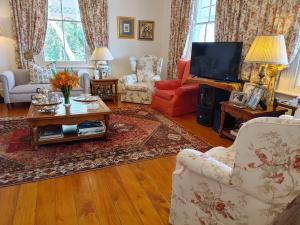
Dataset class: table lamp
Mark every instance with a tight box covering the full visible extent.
[245,35,288,84]
[90,47,114,79]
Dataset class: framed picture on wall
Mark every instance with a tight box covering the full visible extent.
[118,16,135,39]
[138,20,154,40]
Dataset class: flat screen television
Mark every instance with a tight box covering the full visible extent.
[190,42,243,82]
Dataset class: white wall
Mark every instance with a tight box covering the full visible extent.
[108,0,171,78]
[0,0,17,73]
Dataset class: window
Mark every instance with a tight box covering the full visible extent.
[44,0,86,62]
[192,0,216,42]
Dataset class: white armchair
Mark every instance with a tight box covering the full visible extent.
[170,116,300,225]
[120,55,163,104]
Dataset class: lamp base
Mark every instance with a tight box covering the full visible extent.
[96,61,111,79]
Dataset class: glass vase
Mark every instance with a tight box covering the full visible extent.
[61,87,71,107]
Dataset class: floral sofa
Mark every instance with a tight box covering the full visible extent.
[170,115,300,225]
[120,55,163,104]
[0,69,90,104]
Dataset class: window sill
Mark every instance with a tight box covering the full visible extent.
[275,90,300,97]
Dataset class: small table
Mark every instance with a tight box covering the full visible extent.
[27,97,112,148]
[219,101,288,140]
[91,79,118,103]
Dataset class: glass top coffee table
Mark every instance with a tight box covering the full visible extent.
[27,97,112,149]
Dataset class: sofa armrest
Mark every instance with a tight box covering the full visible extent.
[154,80,181,90]
[0,71,15,91]
[176,149,232,185]
[0,71,16,104]
[78,72,90,94]
[174,84,198,96]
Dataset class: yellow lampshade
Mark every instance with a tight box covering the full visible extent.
[245,35,288,65]
[90,47,114,61]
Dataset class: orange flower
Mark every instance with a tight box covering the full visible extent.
[50,69,79,91]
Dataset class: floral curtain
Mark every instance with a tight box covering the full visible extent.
[216,0,300,82]
[10,0,48,69]
[167,0,195,79]
[78,0,108,51]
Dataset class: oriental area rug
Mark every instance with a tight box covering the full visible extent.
[0,107,210,187]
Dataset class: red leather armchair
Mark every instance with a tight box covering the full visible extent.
[151,59,199,117]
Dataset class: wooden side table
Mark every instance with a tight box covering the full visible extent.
[91,79,118,103]
[219,101,288,140]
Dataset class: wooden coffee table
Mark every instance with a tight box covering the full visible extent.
[27,97,112,149]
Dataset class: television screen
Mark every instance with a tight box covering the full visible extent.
[190,42,243,82]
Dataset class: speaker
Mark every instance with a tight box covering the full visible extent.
[197,84,231,127]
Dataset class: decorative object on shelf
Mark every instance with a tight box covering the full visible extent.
[245,35,289,104]
[242,82,259,101]
[50,69,79,106]
[229,90,247,106]
[91,79,118,103]
[90,47,114,79]
[138,20,154,40]
[118,16,135,39]
[246,85,266,110]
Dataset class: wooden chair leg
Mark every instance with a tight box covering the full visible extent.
[7,103,13,110]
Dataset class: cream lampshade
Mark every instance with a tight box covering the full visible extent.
[245,35,288,84]
[90,47,114,79]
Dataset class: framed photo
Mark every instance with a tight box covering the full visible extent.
[243,82,259,101]
[246,86,266,110]
[118,16,135,39]
[138,20,154,40]
[229,90,247,106]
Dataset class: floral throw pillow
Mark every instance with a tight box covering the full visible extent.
[29,62,57,84]
[136,58,155,82]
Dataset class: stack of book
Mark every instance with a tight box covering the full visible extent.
[78,121,106,135]
[39,125,63,141]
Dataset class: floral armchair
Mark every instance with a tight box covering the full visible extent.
[170,116,300,225]
[120,55,163,104]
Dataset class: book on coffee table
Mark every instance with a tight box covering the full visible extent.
[39,125,63,140]
[78,121,106,135]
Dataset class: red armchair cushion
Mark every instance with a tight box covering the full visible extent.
[181,60,191,85]
[154,80,181,90]
[154,89,175,100]
[175,84,199,96]
[177,59,189,80]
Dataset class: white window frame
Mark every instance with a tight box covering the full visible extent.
[42,0,89,66]
[193,0,216,42]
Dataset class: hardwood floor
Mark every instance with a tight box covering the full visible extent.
[0,102,232,225]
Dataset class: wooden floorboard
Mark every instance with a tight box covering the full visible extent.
[0,102,233,225]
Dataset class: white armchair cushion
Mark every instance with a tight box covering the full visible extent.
[177,149,232,185]
[125,82,149,92]
[121,74,137,85]
[205,146,236,168]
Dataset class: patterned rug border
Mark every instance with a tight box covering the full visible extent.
[0,106,212,187]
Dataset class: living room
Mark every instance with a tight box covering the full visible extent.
[0,0,300,225]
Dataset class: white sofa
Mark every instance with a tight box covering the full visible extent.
[0,70,90,104]
[170,114,300,225]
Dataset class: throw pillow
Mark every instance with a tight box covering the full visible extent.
[136,57,155,82]
[29,62,57,84]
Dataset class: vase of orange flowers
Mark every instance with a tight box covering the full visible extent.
[50,69,79,106]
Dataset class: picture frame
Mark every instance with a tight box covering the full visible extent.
[229,90,247,106]
[118,16,135,39]
[243,82,259,102]
[246,86,266,110]
[138,20,154,40]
